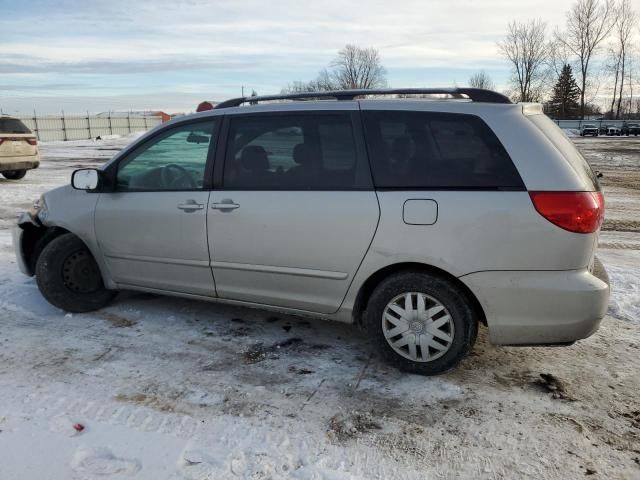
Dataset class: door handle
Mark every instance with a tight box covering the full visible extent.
[211,199,240,211]
[177,200,204,212]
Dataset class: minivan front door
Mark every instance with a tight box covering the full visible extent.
[207,111,379,313]
[95,120,219,296]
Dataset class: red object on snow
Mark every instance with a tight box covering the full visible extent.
[73,423,85,432]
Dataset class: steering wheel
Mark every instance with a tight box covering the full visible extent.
[160,164,196,189]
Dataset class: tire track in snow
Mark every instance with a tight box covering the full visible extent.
[7,388,203,440]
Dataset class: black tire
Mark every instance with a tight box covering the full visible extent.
[35,233,117,313]
[2,169,27,180]
[365,272,478,375]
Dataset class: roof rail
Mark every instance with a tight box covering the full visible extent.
[214,88,512,109]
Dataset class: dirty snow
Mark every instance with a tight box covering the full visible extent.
[0,135,639,479]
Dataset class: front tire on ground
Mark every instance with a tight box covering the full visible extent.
[365,272,478,375]
[35,233,117,313]
[2,169,27,180]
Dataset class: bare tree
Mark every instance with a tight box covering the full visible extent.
[607,45,623,117]
[548,40,573,78]
[612,0,636,118]
[556,0,616,118]
[330,45,387,89]
[468,71,496,90]
[281,45,387,94]
[498,20,550,102]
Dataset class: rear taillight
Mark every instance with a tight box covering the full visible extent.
[529,191,604,234]
[0,137,37,145]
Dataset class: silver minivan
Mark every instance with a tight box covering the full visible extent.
[13,88,610,375]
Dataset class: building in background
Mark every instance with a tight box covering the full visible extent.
[196,101,218,112]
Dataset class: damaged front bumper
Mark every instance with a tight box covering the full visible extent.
[12,211,41,275]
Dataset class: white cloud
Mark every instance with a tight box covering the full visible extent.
[0,0,588,112]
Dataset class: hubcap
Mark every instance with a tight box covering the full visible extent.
[62,250,101,294]
[382,292,455,362]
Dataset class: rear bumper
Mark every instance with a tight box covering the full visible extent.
[460,261,609,345]
[0,156,40,171]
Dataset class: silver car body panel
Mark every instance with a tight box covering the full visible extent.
[30,185,115,288]
[95,191,215,296]
[460,268,609,344]
[208,190,380,313]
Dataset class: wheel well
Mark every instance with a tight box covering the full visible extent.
[21,225,71,274]
[352,262,487,327]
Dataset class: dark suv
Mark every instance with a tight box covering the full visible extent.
[622,122,640,136]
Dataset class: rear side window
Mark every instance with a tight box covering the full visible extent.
[223,113,361,189]
[0,118,31,134]
[362,111,524,189]
[527,114,599,191]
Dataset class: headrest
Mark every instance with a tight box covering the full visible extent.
[390,136,412,158]
[292,143,321,166]
[241,146,269,171]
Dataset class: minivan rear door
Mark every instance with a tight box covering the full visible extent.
[207,106,379,314]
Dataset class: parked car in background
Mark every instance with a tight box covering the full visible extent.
[0,116,39,180]
[13,88,609,375]
[580,124,599,136]
[605,125,621,136]
[621,122,640,136]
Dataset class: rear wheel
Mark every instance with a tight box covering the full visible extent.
[36,233,117,312]
[2,169,27,180]
[365,272,478,375]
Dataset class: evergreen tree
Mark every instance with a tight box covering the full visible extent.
[547,64,581,119]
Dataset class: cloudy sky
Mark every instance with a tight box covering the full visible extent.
[1,0,571,113]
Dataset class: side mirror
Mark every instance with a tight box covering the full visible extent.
[187,132,210,144]
[71,168,100,190]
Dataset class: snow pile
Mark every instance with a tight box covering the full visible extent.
[604,262,640,323]
[561,128,581,137]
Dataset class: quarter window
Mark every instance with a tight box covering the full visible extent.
[117,121,217,191]
[223,114,359,189]
[363,111,524,189]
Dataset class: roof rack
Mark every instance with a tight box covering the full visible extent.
[214,88,512,109]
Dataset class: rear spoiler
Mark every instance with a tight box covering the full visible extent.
[521,103,543,116]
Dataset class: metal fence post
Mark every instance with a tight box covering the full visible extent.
[127,111,131,134]
[143,113,148,130]
[108,111,113,135]
[33,109,40,140]
[87,110,92,139]
[61,110,68,141]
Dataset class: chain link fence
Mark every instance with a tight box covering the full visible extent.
[6,112,164,141]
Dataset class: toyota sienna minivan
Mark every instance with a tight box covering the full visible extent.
[13,88,609,375]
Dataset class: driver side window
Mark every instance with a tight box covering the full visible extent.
[117,120,217,191]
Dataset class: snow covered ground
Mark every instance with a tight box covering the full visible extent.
[0,135,639,479]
